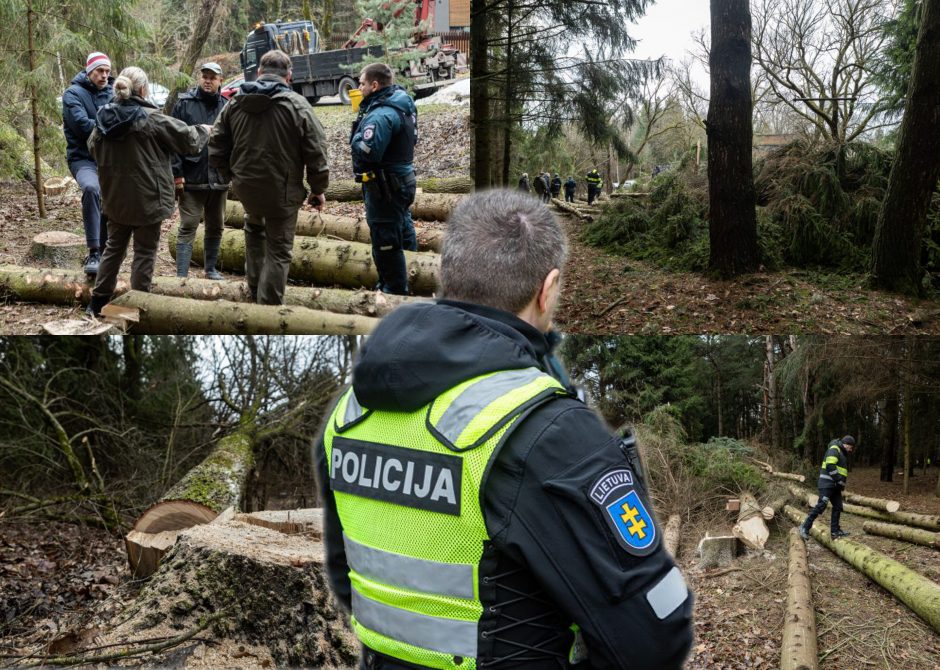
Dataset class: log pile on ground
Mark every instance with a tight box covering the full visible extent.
[107,510,357,668]
[844,491,901,513]
[0,265,424,318]
[781,527,818,670]
[550,198,595,222]
[786,483,940,531]
[324,175,472,201]
[168,228,440,296]
[783,505,940,634]
[109,291,378,335]
[862,520,940,549]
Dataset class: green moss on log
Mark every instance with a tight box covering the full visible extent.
[162,431,254,513]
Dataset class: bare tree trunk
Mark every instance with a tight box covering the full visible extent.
[707,0,759,277]
[882,390,899,482]
[500,0,514,186]
[871,0,940,294]
[163,0,225,115]
[26,0,45,219]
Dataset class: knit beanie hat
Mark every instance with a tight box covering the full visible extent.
[86,52,112,74]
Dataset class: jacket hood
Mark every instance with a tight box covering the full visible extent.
[237,76,290,113]
[95,96,154,139]
[352,301,552,412]
[363,84,416,116]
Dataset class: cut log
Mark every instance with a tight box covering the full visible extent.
[108,291,379,335]
[763,495,789,520]
[732,492,770,550]
[698,534,738,568]
[551,197,594,222]
[324,175,473,201]
[664,514,682,558]
[770,470,805,483]
[168,227,440,295]
[110,514,357,667]
[224,200,446,253]
[783,505,940,634]
[410,193,462,221]
[862,520,940,549]
[0,265,424,318]
[27,231,85,268]
[781,527,819,670]
[843,492,901,513]
[786,483,940,531]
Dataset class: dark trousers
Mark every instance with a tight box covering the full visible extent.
[587,185,599,205]
[803,485,843,533]
[177,189,227,245]
[363,172,416,295]
[92,221,161,301]
[243,209,299,305]
[70,160,108,250]
[564,190,575,203]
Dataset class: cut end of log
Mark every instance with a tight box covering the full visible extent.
[41,319,115,335]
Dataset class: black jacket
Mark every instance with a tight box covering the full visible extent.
[62,71,114,164]
[818,439,848,488]
[171,87,228,190]
[314,301,694,670]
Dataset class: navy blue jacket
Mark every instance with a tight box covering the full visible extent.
[171,87,228,190]
[315,300,693,669]
[350,84,417,177]
[62,71,114,164]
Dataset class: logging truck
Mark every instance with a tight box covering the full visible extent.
[240,3,466,106]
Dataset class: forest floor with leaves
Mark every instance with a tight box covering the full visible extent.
[680,466,940,669]
[555,215,940,335]
[0,102,468,334]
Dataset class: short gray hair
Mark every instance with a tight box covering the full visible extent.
[440,189,567,314]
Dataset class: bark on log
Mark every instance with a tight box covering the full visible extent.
[109,291,378,335]
[781,527,819,670]
[324,175,473,201]
[551,198,594,222]
[0,265,424,318]
[783,505,940,634]
[732,492,769,550]
[770,470,805,483]
[862,520,940,549]
[410,193,462,221]
[27,232,85,268]
[112,514,357,667]
[843,492,901,514]
[168,227,440,295]
[786,483,940,531]
[664,514,682,558]
[224,201,446,253]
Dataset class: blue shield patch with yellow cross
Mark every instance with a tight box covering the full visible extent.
[588,468,659,557]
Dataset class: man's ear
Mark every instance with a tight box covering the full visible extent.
[537,268,561,314]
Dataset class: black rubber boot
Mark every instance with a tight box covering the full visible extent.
[204,237,223,280]
[85,294,110,317]
[176,241,193,278]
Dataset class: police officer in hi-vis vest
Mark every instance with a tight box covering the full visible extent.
[800,435,856,540]
[315,189,693,670]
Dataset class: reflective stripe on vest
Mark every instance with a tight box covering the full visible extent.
[820,447,848,477]
[324,368,567,668]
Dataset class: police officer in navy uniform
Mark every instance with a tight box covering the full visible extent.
[800,435,856,540]
[350,63,418,295]
[315,189,693,670]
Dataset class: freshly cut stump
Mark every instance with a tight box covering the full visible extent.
[698,534,738,568]
[28,231,85,268]
[43,176,75,196]
[781,527,818,670]
[107,515,357,668]
[234,508,323,538]
[41,319,115,335]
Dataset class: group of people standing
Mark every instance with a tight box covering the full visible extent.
[518,169,602,205]
[62,50,418,316]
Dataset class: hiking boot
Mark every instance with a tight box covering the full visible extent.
[204,237,223,280]
[831,530,851,540]
[85,294,109,317]
[83,250,101,275]
[799,523,810,540]
[175,241,193,278]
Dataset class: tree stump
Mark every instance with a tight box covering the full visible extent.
[41,319,115,335]
[106,513,358,668]
[43,176,76,196]
[28,232,85,268]
[698,534,738,568]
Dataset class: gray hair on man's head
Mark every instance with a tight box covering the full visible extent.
[440,189,567,314]
[113,66,148,101]
[259,49,291,78]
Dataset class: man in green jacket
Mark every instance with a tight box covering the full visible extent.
[209,49,330,305]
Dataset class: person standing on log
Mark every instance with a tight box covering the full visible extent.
[209,49,329,305]
[564,175,577,203]
[550,172,562,200]
[350,63,418,295]
[800,435,856,540]
[518,171,530,193]
[62,52,114,278]
[171,62,229,280]
[586,168,603,205]
[85,67,209,316]
[315,189,693,670]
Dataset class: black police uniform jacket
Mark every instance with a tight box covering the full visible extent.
[314,300,694,670]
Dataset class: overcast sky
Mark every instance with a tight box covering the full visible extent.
[629,0,711,80]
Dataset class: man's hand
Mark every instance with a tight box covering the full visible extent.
[306,191,325,211]
[174,177,184,201]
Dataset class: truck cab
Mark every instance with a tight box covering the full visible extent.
[240,21,319,83]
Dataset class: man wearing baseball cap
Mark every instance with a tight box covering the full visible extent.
[62,52,114,277]
[171,62,229,280]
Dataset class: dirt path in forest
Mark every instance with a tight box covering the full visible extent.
[554,215,940,335]
[681,467,940,670]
